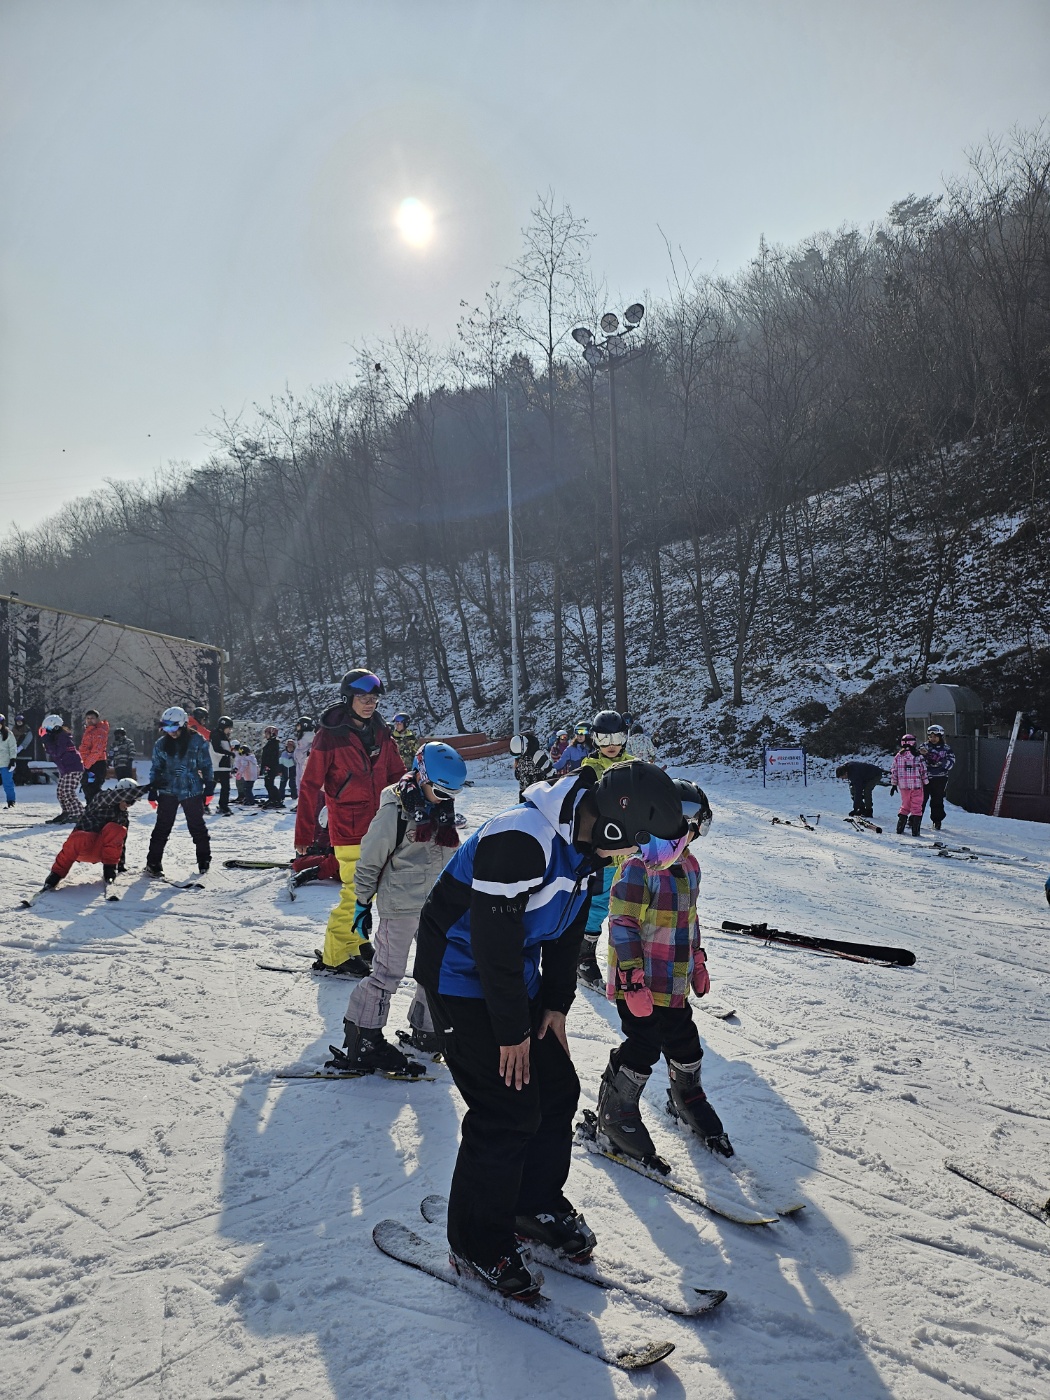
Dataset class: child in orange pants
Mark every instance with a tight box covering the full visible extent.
[42,779,142,892]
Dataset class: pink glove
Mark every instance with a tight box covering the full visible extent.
[617,967,654,1018]
[691,947,710,998]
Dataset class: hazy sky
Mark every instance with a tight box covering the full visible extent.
[1,0,1048,530]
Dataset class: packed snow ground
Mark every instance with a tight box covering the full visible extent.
[1,765,1048,1400]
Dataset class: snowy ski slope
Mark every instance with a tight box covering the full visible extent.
[1,769,1048,1398]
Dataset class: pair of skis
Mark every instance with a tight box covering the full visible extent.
[770,813,819,831]
[374,1191,723,1372]
[20,881,122,909]
[720,919,916,967]
[844,815,883,834]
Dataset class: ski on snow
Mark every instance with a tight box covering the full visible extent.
[945,1159,1050,1225]
[844,816,883,834]
[720,920,916,967]
[574,1110,779,1225]
[275,1067,436,1081]
[372,1218,675,1371]
[19,881,122,909]
[417,1194,726,1319]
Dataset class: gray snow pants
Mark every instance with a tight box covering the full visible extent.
[344,915,434,1032]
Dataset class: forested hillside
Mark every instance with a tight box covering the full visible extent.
[3,126,1048,757]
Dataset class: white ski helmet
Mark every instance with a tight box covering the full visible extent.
[114,778,141,802]
[160,705,188,727]
[39,713,65,735]
[927,724,946,737]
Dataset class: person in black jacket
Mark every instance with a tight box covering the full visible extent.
[209,716,235,815]
[259,726,283,808]
[836,761,885,818]
[413,761,685,1300]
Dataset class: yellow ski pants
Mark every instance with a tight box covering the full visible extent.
[321,844,364,967]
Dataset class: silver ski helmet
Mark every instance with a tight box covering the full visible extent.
[161,706,188,729]
[39,713,65,735]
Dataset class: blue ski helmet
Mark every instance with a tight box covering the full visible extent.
[413,742,467,798]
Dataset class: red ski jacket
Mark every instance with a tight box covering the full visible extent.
[294,704,405,849]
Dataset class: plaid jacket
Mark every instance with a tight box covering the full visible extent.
[607,850,702,1008]
[75,788,131,835]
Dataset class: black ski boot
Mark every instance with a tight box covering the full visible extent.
[577,935,602,990]
[896,815,907,835]
[666,1057,733,1156]
[596,1059,658,1162]
[198,860,211,875]
[102,864,117,884]
[515,1205,596,1262]
[395,1024,444,1057]
[146,862,165,878]
[908,815,922,837]
[933,820,942,831]
[358,940,375,968]
[326,1020,426,1078]
[450,1243,543,1300]
[312,948,370,976]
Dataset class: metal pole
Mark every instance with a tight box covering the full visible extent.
[505,392,521,735]
[607,359,629,713]
[991,709,1023,817]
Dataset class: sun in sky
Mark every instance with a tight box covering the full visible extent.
[396,196,434,249]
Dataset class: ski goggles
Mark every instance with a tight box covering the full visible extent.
[160,722,182,734]
[594,732,628,749]
[636,825,695,871]
[347,672,383,694]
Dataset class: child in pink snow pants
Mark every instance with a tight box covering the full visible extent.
[890,734,928,837]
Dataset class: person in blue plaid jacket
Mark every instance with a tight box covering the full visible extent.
[597,778,733,1161]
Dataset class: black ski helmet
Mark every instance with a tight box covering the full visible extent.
[592,709,628,746]
[192,706,209,723]
[113,726,127,739]
[217,715,233,730]
[340,669,383,700]
[296,715,314,732]
[673,778,710,824]
[592,762,684,849]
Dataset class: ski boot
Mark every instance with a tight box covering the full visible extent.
[395,1024,444,1058]
[102,864,117,885]
[933,820,942,831]
[577,936,603,990]
[198,860,211,875]
[666,1058,733,1156]
[312,948,370,977]
[326,1020,426,1078]
[515,1204,596,1263]
[596,1059,659,1163]
[145,862,165,878]
[358,940,375,968]
[908,815,922,837]
[896,815,907,835]
[450,1243,543,1300]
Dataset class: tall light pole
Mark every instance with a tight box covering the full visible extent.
[505,391,520,734]
[571,304,646,715]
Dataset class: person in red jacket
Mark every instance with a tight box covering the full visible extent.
[294,669,405,974]
[79,709,110,804]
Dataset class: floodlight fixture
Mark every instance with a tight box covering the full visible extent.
[571,327,595,346]
[623,303,645,327]
[600,312,620,334]
[583,343,603,367]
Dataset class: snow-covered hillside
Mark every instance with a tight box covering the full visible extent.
[2,767,1048,1398]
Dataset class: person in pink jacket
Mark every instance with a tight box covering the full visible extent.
[890,734,928,836]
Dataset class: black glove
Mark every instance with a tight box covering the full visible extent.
[889,785,897,796]
[147,787,158,803]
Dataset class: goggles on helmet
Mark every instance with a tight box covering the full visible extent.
[595,731,628,749]
[347,672,382,694]
[161,722,182,734]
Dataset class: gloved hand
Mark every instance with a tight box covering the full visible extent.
[890,785,898,796]
[352,901,373,939]
[691,946,711,997]
[617,966,653,1018]
[148,787,158,809]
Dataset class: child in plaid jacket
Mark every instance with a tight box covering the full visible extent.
[597,780,732,1159]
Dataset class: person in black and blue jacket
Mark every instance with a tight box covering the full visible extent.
[146,705,213,877]
[413,760,684,1300]
[920,725,956,831]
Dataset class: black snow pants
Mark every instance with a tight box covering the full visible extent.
[147,794,211,869]
[849,778,877,817]
[82,760,108,803]
[613,1001,703,1076]
[425,989,581,1268]
[923,776,948,826]
[214,771,232,813]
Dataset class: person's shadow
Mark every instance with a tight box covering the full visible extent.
[215,982,634,1399]
[567,985,896,1399]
